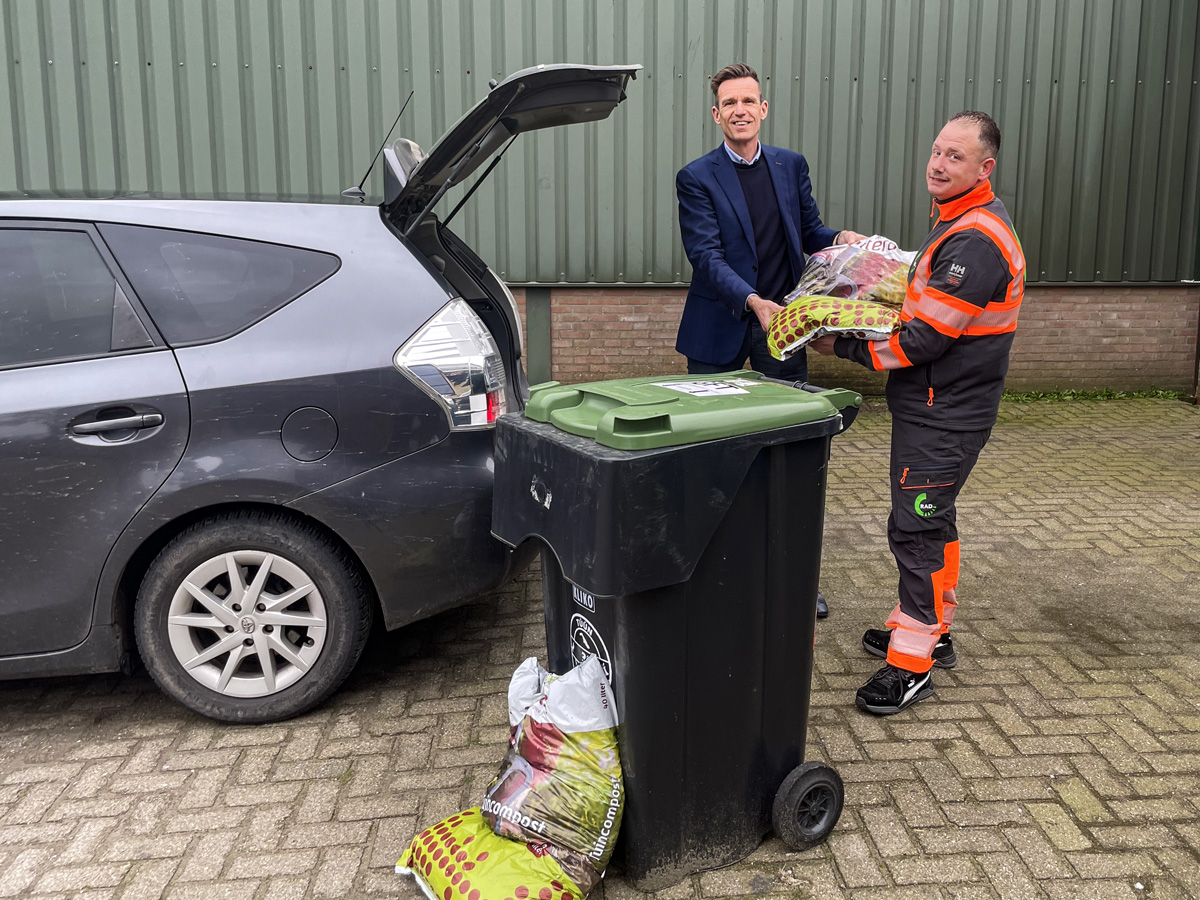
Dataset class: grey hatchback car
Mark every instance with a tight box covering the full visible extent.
[0,64,639,722]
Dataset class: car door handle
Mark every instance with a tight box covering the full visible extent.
[71,413,164,435]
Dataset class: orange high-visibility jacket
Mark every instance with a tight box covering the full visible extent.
[836,180,1024,431]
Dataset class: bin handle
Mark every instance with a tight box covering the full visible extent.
[759,377,862,435]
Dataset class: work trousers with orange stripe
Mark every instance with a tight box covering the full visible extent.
[884,417,992,674]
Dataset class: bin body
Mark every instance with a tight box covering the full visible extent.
[491,374,856,889]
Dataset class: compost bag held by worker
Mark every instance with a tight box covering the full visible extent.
[768,296,901,361]
[787,233,917,310]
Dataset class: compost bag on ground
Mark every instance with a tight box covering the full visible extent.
[767,296,901,360]
[396,656,623,899]
[396,808,584,900]
[481,656,623,893]
[787,234,916,310]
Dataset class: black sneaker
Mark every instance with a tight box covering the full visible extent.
[861,628,957,669]
[816,591,829,619]
[855,664,934,715]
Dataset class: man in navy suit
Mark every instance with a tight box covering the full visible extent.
[676,63,863,618]
[676,62,863,381]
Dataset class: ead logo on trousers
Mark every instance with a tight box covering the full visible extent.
[914,492,937,517]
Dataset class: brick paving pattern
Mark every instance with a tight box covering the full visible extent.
[2,399,1198,899]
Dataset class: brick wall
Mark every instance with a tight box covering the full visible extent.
[510,284,1200,395]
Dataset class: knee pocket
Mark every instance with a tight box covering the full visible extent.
[895,465,958,531]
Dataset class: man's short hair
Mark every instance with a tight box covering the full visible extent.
[949,110,1001,159]
[711,63,760,100]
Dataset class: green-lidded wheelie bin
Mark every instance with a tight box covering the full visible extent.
[490,372,861,890]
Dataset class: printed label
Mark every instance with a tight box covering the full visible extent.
[852,235,901,252]
[571,584,596,612]
[652,380,750,397]
[570,614,612,682]
[588,776,623,860]
[914,492,937,517]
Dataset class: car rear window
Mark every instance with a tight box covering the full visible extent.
[99,223,340,345]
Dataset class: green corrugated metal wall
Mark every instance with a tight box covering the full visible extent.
[1,0,1197,284]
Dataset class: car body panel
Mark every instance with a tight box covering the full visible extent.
[289,429,536,630]
[0,623,125,679]
[0,350,189,654]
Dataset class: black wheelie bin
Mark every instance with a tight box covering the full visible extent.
[491,372,860,890]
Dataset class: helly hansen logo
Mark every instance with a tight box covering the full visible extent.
[946,262,968,286]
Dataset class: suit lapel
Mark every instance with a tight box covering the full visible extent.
[711,147,757,258]
[762,145,803,275]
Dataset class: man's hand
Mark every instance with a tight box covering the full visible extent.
[835,230,867,245]
[747,293,785,331]
[808,335,838,356]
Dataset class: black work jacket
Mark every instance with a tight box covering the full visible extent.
[836,180,1024,430]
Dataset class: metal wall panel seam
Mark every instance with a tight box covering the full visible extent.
[1149,0,1197,279]
[1124,0,1171,282]
[1192,41,1200,281]
[1066,0,1114,282]
[1095,0,1140,281]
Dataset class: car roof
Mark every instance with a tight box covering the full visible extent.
[0,194,388,255]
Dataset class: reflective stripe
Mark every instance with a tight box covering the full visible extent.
[943,540,961,590]
[914,285,982,337]
[887,646,935,674]
[957,210,1025,335]
[966,210,1024,270]
[869,332,911,370]
[905,205,1025,338]
[941,588,958,629]
[940,540,960,631]
[967,307,1021,334]
[907,225,962,300]
[884,606,940,673]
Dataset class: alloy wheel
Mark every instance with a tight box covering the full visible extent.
[165,549,327,697]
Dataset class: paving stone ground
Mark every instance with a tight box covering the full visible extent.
[2,398,1199,900]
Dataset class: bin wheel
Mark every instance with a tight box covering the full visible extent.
[772,761,844,851]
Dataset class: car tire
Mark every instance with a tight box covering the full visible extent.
[134,510,371,723]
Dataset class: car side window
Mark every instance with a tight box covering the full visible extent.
[0,228,125,369]
[99,223,340,345]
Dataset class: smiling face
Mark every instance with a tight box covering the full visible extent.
[712,76,767,157]
[926,120,995,201]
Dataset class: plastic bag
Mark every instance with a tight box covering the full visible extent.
[396,808,584,900]
[767,296,901,360]
[788,234,916,310]
[481,656,622,894]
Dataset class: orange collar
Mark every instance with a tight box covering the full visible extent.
[931,180,995,221]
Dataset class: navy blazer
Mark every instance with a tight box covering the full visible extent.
[675,143,838,364]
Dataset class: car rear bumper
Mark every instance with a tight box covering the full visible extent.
[288,430,531,630]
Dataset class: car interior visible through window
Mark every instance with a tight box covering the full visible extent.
[0,228,118,369]
[98,223,341,345]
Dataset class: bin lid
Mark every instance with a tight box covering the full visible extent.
[525,372,859,450]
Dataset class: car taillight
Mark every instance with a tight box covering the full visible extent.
[394,299,509,429]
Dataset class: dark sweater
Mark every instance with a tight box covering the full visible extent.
[734,155,793,303]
